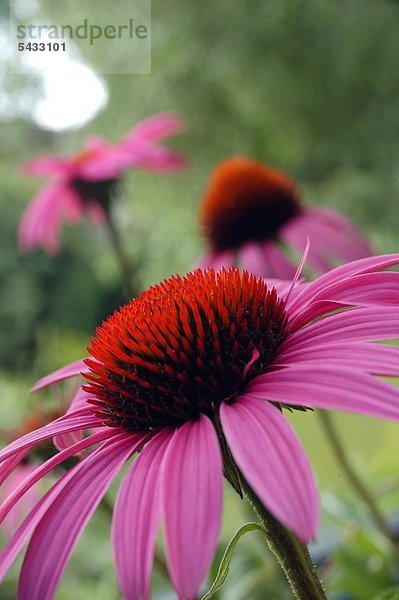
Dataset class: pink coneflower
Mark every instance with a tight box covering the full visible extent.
[1,256,399,599]
[18,113,187,254]
[198,156,373,278]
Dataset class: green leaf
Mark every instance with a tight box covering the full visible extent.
[201,522,266,600]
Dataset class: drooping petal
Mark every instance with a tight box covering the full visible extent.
[247,365,399,421]
[297,213,363,263]
[309,206,373,257]
[67,387,92,412]
[112,430,171,600]
[17,182,66,254]
[220,396,318,542]
[162,415,223,600]
[18,432,144,600]
[262,242,297,279]
[53,429,83,453]
[53,388,92,451]
[30,360,88,392]
[0,434,115,582]
[1,462,40,537]
[0,450,29,486]
[59,185,84,223]
[280,214,333,274]
[0,429,114,524]
[239,242,274,277]
[0,472,68,582]
[0,411,101,465]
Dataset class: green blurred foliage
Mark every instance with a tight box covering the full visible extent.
[2,0,399,375]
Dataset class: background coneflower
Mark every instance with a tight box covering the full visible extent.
[198,156,373,278]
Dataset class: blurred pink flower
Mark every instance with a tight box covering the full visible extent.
[0,462,40,539]
[18,113,187,254]
[0,384,96,541]
[198,156,373,278]
[1,255,399,599]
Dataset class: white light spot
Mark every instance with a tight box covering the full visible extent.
[33,58,108,131]
[7,25,108,131]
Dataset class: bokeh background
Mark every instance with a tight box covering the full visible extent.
[1,0,399,598]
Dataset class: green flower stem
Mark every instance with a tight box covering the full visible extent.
[318,410,399,561]
[239,473,327,600]
[105,210,138,299]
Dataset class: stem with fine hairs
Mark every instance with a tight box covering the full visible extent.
[239,473,327,600]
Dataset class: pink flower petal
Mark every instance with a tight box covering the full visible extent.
[274,342,399,376]
[285,235,311,304]
[59,185,84,223]
[1,462,40,537]
[18,182,66,254]
[30,360,88,392]
[53,388,92,451]
[112,430,170,600]
[324,272,399,305]
[123,113,185,144]
[80,114,187,178]
[0,434,116,582]
[288,253,399,315]
[280,213,333,275]
[124,145,187,172]
[283,307,399,350]
[18,432,144,600]
[297,216,361,263]
[0,450,29,486]
[0,429,114,524]
[77,150,131,180]
[0,471,69,582]
[247,365,399,421]
[239,242,274,277]
[299,207,372,263]
[24,156,73,177]
[195,250,235,271]
[262,242,297,279]
[309,207,373,256]
[68,387,92,412]
[0,411,101,466]
[220,396,318,542]
[289,272,399,330]
[162,415,223,600]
